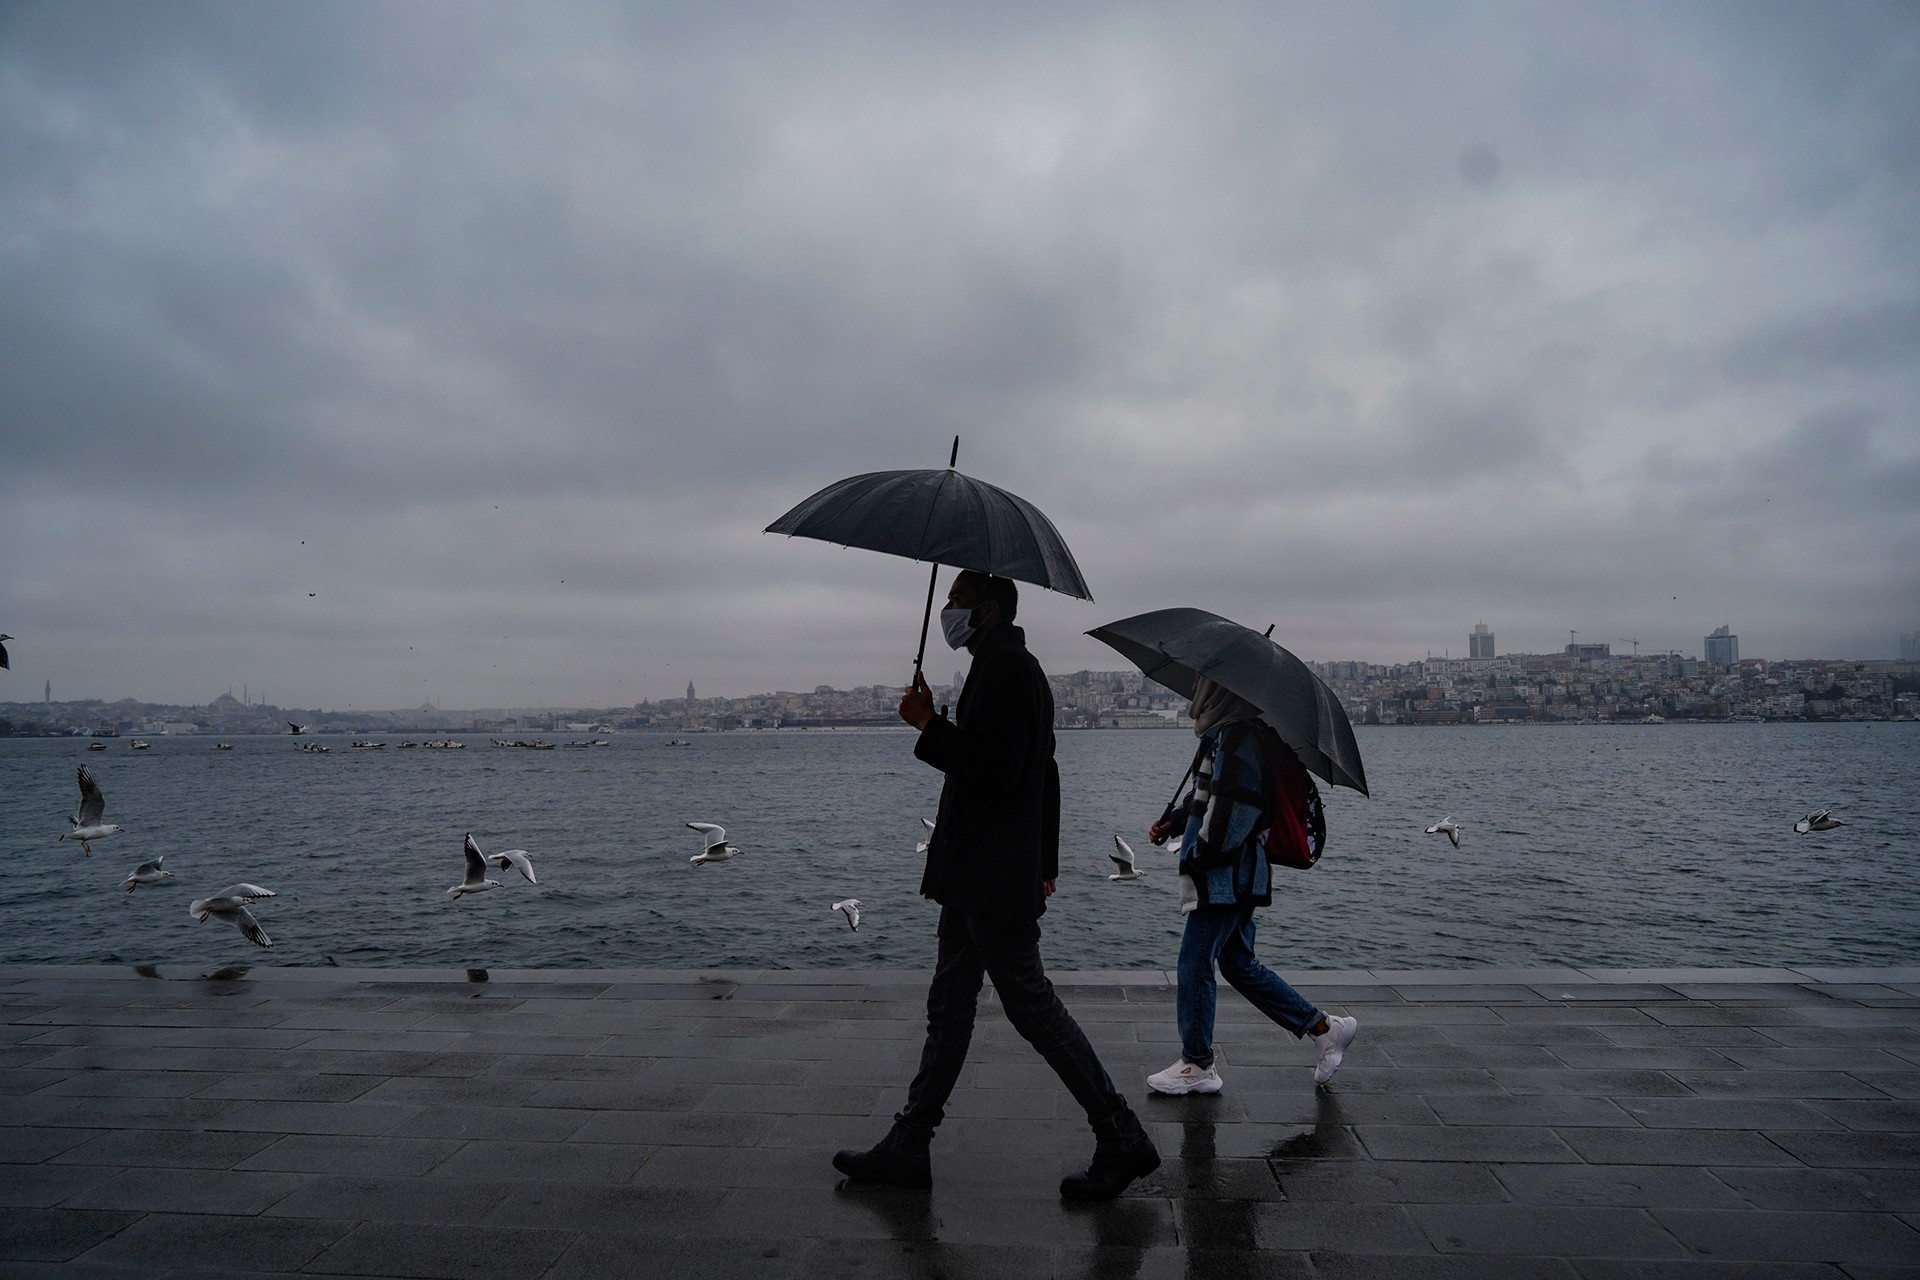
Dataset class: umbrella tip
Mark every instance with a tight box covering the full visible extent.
[948,435,959,467]
[1264,623,1275,638]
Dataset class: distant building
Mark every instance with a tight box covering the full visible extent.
[1705,625,1739,666]
[1565,642,1611,660]
[1469,623,1495,659]
[686,681,696,703]
[1902,632,1920,662]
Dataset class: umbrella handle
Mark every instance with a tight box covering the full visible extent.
[1152,757,1200,843]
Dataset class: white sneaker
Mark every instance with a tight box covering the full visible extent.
[1147,1058,1223,1095]
[1313,1015,1358,1085]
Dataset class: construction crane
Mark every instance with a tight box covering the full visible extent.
[1618,638,1642,657]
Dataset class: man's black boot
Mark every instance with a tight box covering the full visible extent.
[1060,1135,1161,1201]
[832,1132,932,1189]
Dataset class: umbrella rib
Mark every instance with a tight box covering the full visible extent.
[913,469,955,569]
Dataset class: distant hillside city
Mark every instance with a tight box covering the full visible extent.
[4,626,1918,737]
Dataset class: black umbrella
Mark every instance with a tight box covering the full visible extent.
[766,439,1092,674]
[1088,607,1369,796]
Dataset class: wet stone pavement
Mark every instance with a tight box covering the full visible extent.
[1,964,1918,1279]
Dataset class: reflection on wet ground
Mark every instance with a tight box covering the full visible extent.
[3,965,1916,1275]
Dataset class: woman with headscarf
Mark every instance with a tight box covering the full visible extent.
[1143,675,1358,1094]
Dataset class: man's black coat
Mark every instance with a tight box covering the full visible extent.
[914,622,1061,923]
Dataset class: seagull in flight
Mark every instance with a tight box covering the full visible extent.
[1425,816,1462,848]
[287,722,306,735]
[1793,809,1849,835]
[687,822,741,865]
[123,856,173,893]
[916,818,935,854]
[1108,835,1146,881]
[0,633,12,669]
[449,836,502,898]
[189,884,276,947]
[832,898,863,931]
[466,833,537,884]
[61,766,120,855]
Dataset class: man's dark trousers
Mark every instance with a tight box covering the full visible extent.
[893,905,1139,1146]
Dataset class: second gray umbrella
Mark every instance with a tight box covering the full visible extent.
[1088,607,1369,796]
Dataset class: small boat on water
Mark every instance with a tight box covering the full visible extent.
[129,739,150,750]
[350,741,386,749]
[213,743,233,751]
[87,742,107,751]
[423,739,465,749]
[561,740,609,748]
[299,742,331,753]
[397,740,417,749]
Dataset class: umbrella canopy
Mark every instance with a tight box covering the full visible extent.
[1088,607,1369,796]
[766,468,1092,601]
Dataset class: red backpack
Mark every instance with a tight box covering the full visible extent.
[1251,724,1326,870]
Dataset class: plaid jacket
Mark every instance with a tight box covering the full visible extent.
[1175,721,1273,909]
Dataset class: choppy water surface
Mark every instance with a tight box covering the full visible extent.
[2,724,1915,970]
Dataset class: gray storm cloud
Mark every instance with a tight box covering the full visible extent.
[1,1,1915,707]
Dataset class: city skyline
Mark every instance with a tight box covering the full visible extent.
[7,620,1913,715]
[3,4,1915,708]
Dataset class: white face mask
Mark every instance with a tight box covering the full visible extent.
[940,607,978,650]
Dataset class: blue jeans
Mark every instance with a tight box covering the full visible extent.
[1177,902,1322,1068]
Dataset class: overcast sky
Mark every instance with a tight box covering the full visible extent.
[3,1,1916,710]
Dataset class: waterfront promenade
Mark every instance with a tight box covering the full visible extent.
[2,964,1916,1278]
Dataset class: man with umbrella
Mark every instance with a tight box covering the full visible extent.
[832,570,1161,1200]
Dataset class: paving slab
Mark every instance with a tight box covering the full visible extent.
[1,965,1916,1276]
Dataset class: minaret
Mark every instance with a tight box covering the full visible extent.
[45,680,52,705]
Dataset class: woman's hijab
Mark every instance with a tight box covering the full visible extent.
[1188,675,1263,737]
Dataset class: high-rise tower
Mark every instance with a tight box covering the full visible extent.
[1704,625,1738,666]
[1469,623,1495,659]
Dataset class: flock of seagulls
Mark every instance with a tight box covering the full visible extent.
[44,747,1861,956]
[51,761,883,950]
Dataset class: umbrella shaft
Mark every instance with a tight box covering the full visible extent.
[912,560,941,676]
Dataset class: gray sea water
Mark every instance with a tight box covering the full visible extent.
[1,724,1915,970]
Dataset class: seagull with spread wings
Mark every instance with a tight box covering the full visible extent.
[189,885,276,947]
[687,822,741,865]
[1108,835,1147,881]
[60,766,120,856]
[467,833,537,884]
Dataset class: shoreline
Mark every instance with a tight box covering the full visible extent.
[10,962,1920,984]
